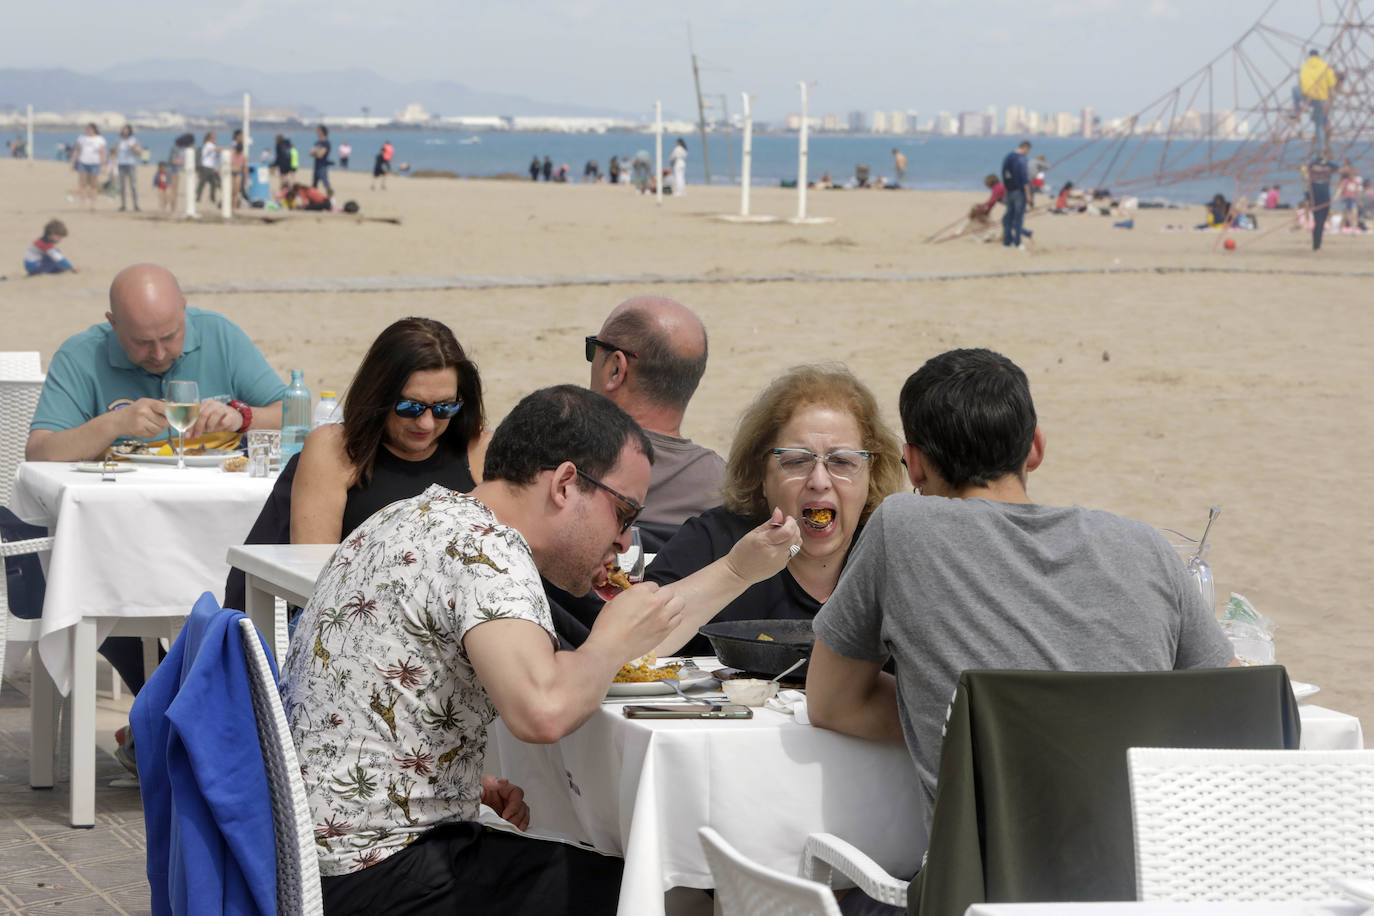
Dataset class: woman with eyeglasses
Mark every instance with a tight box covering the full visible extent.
[645,364,904,656]
[291,317,490,544]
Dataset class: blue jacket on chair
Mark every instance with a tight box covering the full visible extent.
[131,591,278,916]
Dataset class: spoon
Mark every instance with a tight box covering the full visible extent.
[771,658,807,684]
[658,677,714,705]
[1195,505,1221,559]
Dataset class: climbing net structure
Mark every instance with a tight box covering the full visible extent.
[1054,0,1373,210]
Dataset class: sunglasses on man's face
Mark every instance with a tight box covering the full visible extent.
[585,336,639,363]
[394,399,462,419]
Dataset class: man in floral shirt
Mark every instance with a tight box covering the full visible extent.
[282,385,692,915]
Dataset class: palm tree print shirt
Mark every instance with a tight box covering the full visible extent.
[280,485,556,875]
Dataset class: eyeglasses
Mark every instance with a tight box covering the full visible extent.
[543,464,644,533]
[585,336,639,363]
[394,399,462,419]
[769,447,872,481]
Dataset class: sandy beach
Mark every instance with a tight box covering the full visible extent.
[4,157,1371,726]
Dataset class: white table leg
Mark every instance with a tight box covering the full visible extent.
[69,620,96,827]
[244,573,283,668]
[30,650,58,788]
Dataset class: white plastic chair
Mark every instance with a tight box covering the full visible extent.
[699,827,842,916]
[239,617,323,916]
[1128,747,1374,902]
[0,354,44,508]
[802,832,910,908]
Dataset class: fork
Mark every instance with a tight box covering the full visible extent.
[658,678,714,705]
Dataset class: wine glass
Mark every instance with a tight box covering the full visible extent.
[163,380,200,470]
[617,526,645,584]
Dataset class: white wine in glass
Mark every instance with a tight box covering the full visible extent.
[163,380,200,470]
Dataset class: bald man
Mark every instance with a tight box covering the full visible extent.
[26,263,286,462]
[586,295,725,548]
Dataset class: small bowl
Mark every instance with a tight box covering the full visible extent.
[720,678,779,707]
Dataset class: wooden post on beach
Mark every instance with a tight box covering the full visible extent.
[740,92,754,217]
[26,105,33,161]
[795,81,810,221]
[654,101,663,206]
[184,143,197,219]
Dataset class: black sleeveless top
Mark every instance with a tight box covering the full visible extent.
[340,442,477,537]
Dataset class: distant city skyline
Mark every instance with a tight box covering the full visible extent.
[4,1,1328,124]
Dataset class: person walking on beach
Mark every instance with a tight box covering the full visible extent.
[71,123,107,211]
[542,156,553,181]
[275,134,295,188]
[670,139,688,196]
[338,141,351,170]
[529,155,540,181]
[892,148,907,185]
[229,130,247,212]
[196,132,221,205]
[1307,148,1339,250]
[115,126,142,212]
[311,125,333,193]
[1000,140,1032,249]
[371,144,390,190]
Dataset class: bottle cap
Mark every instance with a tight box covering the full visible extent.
[321,390,337,398]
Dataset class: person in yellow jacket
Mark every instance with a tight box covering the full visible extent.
[1293,50,1338,149]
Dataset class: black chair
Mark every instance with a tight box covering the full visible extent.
[223,452,301,613]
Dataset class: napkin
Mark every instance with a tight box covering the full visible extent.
[154,431,243,455]
[765,689,809,724]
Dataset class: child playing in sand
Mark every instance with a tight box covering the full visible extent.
[24,219,77,275]
[153,162,171,213]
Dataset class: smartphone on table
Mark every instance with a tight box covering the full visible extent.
[623,704,753,720]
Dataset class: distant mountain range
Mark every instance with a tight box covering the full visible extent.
[0,59,641,120]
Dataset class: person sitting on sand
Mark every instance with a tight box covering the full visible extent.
[24,219,77,275]
[971,173,1005,224]
[282,182,333,211]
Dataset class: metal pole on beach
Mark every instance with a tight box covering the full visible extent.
[740,92,754,217]
[26,105,34,161]
[796,81,810,221]
[185,141,197,219]
[655,101,663,206]
[242,92,252,168]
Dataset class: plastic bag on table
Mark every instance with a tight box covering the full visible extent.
[1218,592,1276,665]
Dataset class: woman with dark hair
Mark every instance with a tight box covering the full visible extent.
[291,317,490,543]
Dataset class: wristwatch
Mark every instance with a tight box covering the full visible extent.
[227,399,253,432]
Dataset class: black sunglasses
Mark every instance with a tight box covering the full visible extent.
[542,464,644,533]
[394,399,462,419]
[585,336,639,363]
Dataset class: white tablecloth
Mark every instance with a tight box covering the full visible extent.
[486,679,927,916]
[11,461,272,693]
[965,904,1365,915]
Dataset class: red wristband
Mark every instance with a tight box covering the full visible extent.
[228,399,252,432]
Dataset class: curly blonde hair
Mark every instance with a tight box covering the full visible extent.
[721,364,905,523]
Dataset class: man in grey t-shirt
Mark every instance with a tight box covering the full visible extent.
[808,348,1235,818]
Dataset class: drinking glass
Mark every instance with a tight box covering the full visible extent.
[246,430,279,478]
[617,526,645,584]
[163,380,200,470]
[1168,534,1215,613]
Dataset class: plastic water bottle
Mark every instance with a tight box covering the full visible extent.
[313,390,340,429]
[281,369,311,459]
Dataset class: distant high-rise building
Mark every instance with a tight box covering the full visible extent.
[959,111,990,136]
[822,113,841,131]
[936,111,959,135]
[1080,106,1094,139]
[1025,110,1040,134]
[1054,111,1077,137]
[906,109,920,133]
[872,110,889,133]
[985,104,998,135]
[888,110,907,134]
[848,110,867,132]
[1004,105,1027,135]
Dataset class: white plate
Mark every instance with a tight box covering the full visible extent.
[121,449,240,467]
[606,668,716,697]
[1291,680,1319,700]
[73,462,138,474]
[1330,875,1374,904]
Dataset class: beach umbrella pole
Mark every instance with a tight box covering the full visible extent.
[655,101,663,205]
[796,81,810,221]
[740,92,754,217]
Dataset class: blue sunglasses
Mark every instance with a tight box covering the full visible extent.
[394,399,462,419]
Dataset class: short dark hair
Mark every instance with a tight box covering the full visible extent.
[342,317,485,485]
[898,348,1037,490]
[43,219,67,238]
[483,385,654,490]
[601,307,708,411]
[318,125,329,136]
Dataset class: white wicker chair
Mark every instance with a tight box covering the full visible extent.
[802,832,910,908]
[238,617,322,916]
[699,827,842,916]
[1128,747,1374,902]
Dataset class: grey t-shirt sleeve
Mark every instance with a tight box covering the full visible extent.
[812,503,892,665]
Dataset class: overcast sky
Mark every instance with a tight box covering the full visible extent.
[8,0,1330,120]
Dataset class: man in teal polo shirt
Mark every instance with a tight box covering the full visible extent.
[26,263,286,462]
